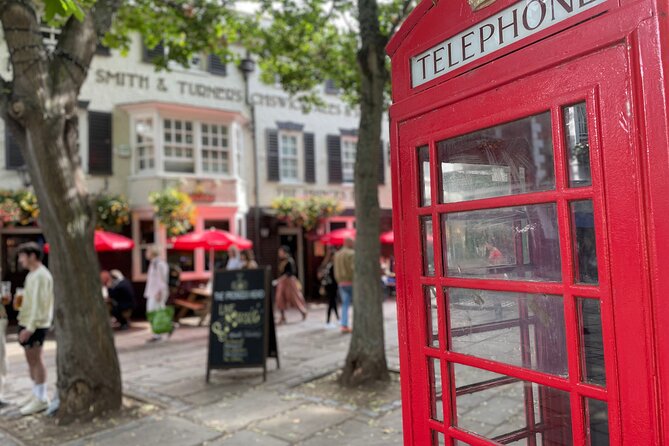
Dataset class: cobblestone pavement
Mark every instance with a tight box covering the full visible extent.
[0,300,404,446]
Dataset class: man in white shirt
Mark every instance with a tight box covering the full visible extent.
[144,246,169,342]
[16,242,54,416]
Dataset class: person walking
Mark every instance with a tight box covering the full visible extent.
[15,242,54,415]
[318,247,339,327]
[144,246,170,342]
[334,238,355,334]
[274,246,307,324]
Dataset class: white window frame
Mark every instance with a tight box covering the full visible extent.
[201,122,231,175]
[163,118,196,174]
[341,137,357,183]
[130,110,235,178]
[279,131,301,183]
[132,114,158,175]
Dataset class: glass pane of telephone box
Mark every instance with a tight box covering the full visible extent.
[443,204,562,282]
[448,288,568,377]
[438,111,554,204]
[453,364,573,445]
[564,102,592,187]
[419,145,432,207]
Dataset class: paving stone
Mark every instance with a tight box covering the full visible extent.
[256,404,354,442]
[205,430,289,446]
[187,390,302,432]
[300,419,403,446]
[62,416,220,446]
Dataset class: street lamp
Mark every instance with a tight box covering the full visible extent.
[16,165,31,188]
[239,56,256,78]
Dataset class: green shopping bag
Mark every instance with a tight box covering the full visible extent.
[147,306,175,334]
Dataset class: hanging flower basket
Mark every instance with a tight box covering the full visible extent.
[149,188,197,236]
[95,194,131,232]
[0,190,39,226]
[271,195,343,232]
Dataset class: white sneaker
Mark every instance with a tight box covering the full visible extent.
[17,394,34,408]
[20,397,48,416]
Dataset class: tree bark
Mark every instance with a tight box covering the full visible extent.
[0,0,122,422]
[339,0,389,386]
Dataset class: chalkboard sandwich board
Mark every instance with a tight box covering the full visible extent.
[206,267,279,382]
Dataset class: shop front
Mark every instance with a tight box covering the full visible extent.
[388,0,669,443]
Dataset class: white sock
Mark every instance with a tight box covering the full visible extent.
[32,384,38,398]
[35,383,47,402]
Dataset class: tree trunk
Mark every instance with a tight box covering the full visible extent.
[0,1,122,422]
[339,0,389,387]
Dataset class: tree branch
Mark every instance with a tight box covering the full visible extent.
[388,0,414,38]
[51,0,122,101]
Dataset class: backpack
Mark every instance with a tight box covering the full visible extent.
[168,263,182,289]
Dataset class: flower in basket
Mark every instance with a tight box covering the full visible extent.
[271,195,343,232]
[149,188,197,236]
[95,194,131,232]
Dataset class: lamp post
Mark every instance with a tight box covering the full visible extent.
[239,53,261,252]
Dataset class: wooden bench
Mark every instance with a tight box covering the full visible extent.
[173,288,211,326]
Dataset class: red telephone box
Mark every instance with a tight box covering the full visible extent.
[387,0,669,443]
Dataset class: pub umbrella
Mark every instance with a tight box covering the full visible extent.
[319,228,356,246]
[380,230,394,245]
[169,228,253,272]
[43,230,134,253]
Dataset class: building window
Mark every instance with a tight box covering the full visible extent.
[280,133,299,181]
[201,123,230,174]
[163,119,195,173]
[136,118,155,172]
[40,25,60,51]
[342,138,357,183]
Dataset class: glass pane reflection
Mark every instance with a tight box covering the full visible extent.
[429,358,444,422]
[432,431,446,446]
[564,102,592,187]
[449,289,568,377]
[454,364,573,445]
[571,201,598,284]
[587,398,609,445]
[579,298,606,386]
[443,204,562,281]
[423,216,435,276]
[438,112,554,203]
[426,287,439,348]
[419,145,431,207]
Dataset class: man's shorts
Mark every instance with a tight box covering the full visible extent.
[17,326,48,349]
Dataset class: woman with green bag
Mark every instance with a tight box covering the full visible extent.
[144,246,174,342]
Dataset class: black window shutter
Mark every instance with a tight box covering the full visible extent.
[5,127,24,170]
[88,111,113,175]
[327,135,342,184]
[378,140,385,185]
[207,54,227,76]
[304,133,315,183]
[266,129,280,182]
[142,42,164,63]
[95,43,111,56]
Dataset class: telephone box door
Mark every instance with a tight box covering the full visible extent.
[396,44,655,445]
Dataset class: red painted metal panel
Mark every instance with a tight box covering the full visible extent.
[391,38,660,443]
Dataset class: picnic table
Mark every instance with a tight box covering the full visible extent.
[173,287,211,326]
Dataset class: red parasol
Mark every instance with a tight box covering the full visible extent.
[44,230,134,254]
[170,229,253,251]
[319,228,356,246]
[380,230,394,244]
[170,229,253,272]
